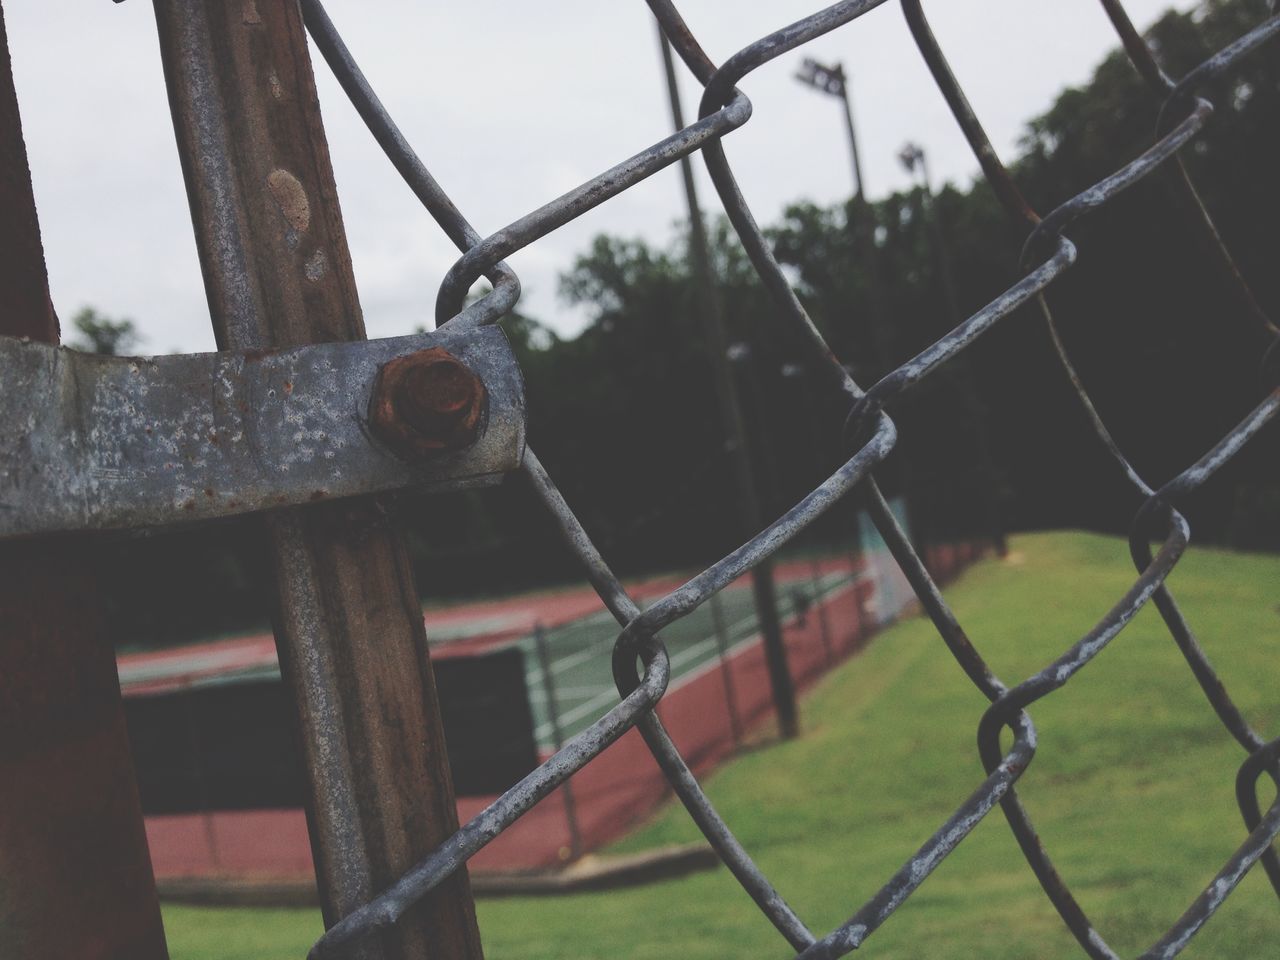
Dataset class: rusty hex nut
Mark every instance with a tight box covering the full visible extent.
[367,347,487,459]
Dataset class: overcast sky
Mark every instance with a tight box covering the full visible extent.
[7,0,1194,352]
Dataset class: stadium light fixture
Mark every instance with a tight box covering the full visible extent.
[794,56,866,199]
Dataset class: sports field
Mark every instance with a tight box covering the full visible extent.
[161,531,1280,959]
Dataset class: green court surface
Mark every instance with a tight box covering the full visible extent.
[518,563,864,749]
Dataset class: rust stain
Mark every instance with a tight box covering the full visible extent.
[304,249,327,282]
[367,347,486,460]
[266,168,310,233]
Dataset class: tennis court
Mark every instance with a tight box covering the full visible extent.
[518,558,868,750]
[126,500,980,878]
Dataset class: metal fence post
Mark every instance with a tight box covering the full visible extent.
[808,556,835,667]
[532,623,582,861]
[658,29,798,739]
[707,593,744,745]
[0,5,169,956]
[148,3,482,956]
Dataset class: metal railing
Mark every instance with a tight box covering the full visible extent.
[293,0,1280,957]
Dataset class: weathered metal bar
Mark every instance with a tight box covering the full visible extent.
[0,4,169,956]
[0,327,524,540]
[150,2,484,957]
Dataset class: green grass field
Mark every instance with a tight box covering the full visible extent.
[162,531,1280,959]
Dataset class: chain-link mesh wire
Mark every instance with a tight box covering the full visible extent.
[296,1,1280,955]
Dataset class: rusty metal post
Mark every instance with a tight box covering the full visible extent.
[149,3,483,957]
[0,5,170,957]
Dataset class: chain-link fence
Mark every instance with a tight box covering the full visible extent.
[502,500,927,871]
[284,0,1280,956]
[2,0,1273,955]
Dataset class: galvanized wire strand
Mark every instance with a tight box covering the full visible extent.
[968,398,1280,959]
[797,715,1039,959]
[646,0,1024,728]
[1237,738,1280,896]
[659,5,1280,949]
[1023,100,1211,259]
[844,237,1076,441]
[614,415,897,654]
[862,483,1007,700]
[297,1,1280,955]
[903,0,1280,755]
[433,95,753,327]
[1165,14,1280,109]
[646,0,875,405]
[524,448,818,948]
[309,643,672,959]
[1140,788,1280,959]
[901,3,1280,946]
[298,4,834,943]
[1094,0,1279,343]
[902,0,1276,772]
[1097,0,1177,92]
[300,0,520,330]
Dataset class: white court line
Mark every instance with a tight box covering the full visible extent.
[667,577,865,699]
[527,685,609,701]
[530,569,869,744]
[531,607,762,743]
[519,606,634,686]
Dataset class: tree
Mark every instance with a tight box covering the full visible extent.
[69,306,139,355]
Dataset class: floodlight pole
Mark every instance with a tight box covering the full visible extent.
[900,142,1006,556]
[796,58,866,200]
[658,29,798,740]
[795,57,890,371]
[899,141,959,329]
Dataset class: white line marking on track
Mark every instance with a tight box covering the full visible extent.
[530,570,869,744]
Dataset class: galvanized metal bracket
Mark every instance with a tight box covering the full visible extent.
[0,324,525,539]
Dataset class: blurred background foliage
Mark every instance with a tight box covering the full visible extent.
[95,0,1280,649]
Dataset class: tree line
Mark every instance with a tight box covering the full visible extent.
[91,0,1279,648]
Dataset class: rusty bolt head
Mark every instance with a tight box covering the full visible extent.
[368,347,486,460]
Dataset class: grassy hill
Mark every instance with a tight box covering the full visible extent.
[163,531,1280,959]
